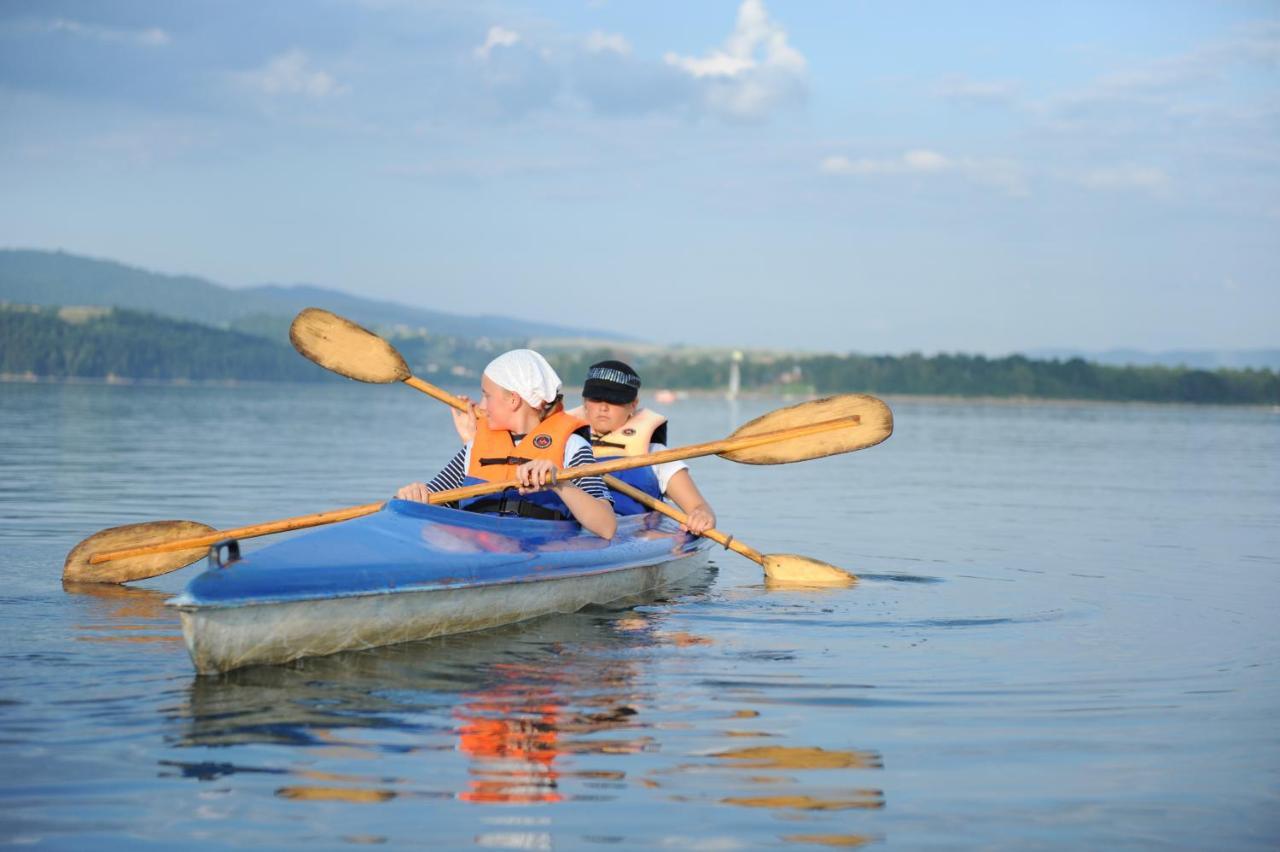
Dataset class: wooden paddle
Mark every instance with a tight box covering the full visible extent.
[295,310,861,584]
[63,521,217,586]
[299,325,870,586]
[288,307,885,463]
[289,307,469,409]
[64,397,891,584]
[601,475,856,586]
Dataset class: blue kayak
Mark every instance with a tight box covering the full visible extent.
[169,499,711,674]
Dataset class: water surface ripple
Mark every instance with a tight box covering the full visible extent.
[1,383,1277,849]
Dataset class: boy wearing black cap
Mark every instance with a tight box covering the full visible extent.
[569,360,717,534]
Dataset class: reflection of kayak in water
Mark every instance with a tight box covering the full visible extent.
[176,596,705,752]
[169,500,711,675]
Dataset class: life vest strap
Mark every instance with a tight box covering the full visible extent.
[479,455,533,466]
[466,494,569,522]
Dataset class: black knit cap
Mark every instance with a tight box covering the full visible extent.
[582,359,641,405]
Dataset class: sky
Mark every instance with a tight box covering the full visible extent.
[1,0,1277,355]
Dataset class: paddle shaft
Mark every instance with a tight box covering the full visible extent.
[88,502,385,565]
[601,475,764,564]
[428,413,857,504]
[88,414,856,565]
[404,376,469,411]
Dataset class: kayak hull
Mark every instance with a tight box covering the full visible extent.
[170,500,710,675]
[177,557,705,675]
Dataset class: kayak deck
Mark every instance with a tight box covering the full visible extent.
[169,500,710,674]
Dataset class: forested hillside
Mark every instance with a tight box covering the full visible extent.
[0,306,325,382]
[4,296,1275,405]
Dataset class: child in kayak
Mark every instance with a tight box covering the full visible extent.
[568,360,716,534]
[396,350,616,540]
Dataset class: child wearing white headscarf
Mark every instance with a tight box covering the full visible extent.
[396,350,616,539]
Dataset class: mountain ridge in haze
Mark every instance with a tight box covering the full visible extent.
[0,249,632,342]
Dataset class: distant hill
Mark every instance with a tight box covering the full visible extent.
[0,304,326,382]
[5,303,1275,403]
[1024,347,1280,371]
[0,249,630,342]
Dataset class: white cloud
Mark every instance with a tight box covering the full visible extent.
[584,31,631,56]
[475,26,521,61]
[821,149,1028,196]
[903,149,951,173]
[234,50,348,98]
[44,18,170,47]
[1045,22,1280,129]
[663,0,806,119]
[666,52,755,79]
[1078,166,1171,195]
[824,149,1173,199]
[1093,23,1279,98]
[821,150,951,176]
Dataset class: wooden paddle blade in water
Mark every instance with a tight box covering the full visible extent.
[761,554,857,587]
[721,394,892,465]
[63,521,216,584]
[289,308,410,383]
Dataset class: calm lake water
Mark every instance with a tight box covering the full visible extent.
[1,382,1277,850]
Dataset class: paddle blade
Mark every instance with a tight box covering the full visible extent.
[721,394,892,464]
[289,308,410,384]
[761,554,857,587]
[63,521,216,584]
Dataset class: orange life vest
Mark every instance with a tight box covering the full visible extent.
[465,408,589,482]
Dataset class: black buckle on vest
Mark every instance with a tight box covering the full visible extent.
[467,494,569,522]
[591,439,627,450]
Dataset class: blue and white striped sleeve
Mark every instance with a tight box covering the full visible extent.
[426,446,469,493]
[564,435,611,502]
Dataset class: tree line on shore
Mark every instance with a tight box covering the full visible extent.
[550,350,1279,406]
[3,304,1276,405]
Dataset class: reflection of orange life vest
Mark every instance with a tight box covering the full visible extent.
[457,695,563,804]
[459,408,590,518]
[568,406,667,515]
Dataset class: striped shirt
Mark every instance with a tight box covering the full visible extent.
[426,433,611,502]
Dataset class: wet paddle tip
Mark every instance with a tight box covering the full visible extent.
[62,520,216,584]
[761,554,857,588]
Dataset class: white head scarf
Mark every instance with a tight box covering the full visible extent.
[483,349,563,411]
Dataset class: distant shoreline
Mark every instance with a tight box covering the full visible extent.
[673,387,1280,411]
[4,373,1276,411]
[0,372,313,388]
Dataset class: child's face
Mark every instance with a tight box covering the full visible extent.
[480,375,521,431]
[582,397,637,435]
